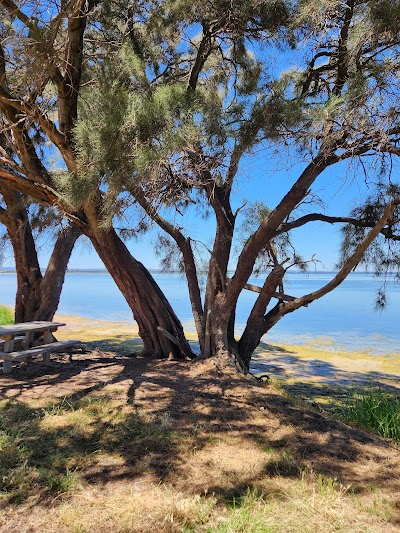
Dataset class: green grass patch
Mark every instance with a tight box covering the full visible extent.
[212,487,275,533]
[0,395,176,504]
[0,305,13,325]
[336,388,400,441]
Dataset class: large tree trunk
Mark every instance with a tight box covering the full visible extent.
[86,223,193,359]
[0,189,80,323]
[12,222,80,323]
[11,218,42,323]
[201,186,237,358]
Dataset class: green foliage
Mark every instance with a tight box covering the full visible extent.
[370,0,400,33]
[337,388,400,441]
[295,0,343,28]
[166,0,291,36]
[240,201,271,236]
[0,305,13,325]
[239,201,309,273]
[69,0,299,225]
[155,234,185,272]
[339,182,400,308]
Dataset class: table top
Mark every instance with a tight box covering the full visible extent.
[0,321,66,336]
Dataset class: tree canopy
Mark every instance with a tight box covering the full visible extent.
[0,0,399,369]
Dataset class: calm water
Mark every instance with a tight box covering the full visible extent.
[0,270,399,353]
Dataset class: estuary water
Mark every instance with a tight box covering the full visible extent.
[0,270,399,354]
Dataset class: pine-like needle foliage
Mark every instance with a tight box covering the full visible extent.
[339,183,400,308]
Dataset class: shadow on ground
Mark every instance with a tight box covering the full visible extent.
[1,342,399,509]
[251,341,400,391]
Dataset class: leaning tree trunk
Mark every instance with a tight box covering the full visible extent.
[11,219,43,323]
[30,224,81,321]
[0,188,81,323]
[86,224,193,359]
[10,221,80,323]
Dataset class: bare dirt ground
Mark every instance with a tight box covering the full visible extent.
[1,318,400,532]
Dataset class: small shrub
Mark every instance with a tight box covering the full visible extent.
[337,388,400,441]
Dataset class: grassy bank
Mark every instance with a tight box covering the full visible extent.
[1,361,399,532]
[1,317,400,531]
[337,388,400,441]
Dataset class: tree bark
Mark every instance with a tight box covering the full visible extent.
[85,222,194,359]
[0,189,80,322]
[202,185,236,357]
[131,187,204,346]
[238,265,285,370]
[32,224,81,321]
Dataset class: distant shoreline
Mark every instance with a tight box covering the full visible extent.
[0,268,384,275]
[0,267,167,274]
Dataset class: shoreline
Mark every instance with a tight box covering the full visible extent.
[52,313,400,392]
[1,271,399,355]
[2,307,399,389]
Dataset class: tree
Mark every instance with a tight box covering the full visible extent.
[71,0,400,370]
[0,0,194,358]
[0,187,80,323]
[0,123,81,323]
[0,0,399,371]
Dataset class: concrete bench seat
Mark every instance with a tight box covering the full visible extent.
[1,340,80,374]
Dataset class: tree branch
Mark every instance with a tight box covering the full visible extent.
[130,185,204,338]
[224,142,246,192]
[267,198,400,323]
[0,170,86,228]
[333,0,355,96]
[0,85,76,172]
[227,151,338,309]
[58,0,97,138]
[187,23,215,91]
[0,0,33,31]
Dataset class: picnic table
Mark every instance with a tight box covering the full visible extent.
[0,321,79,374]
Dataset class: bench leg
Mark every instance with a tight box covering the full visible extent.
[43,352,51,365]
[43,329,53,344]
[4,336,14,352]
[25,331,33,348]
[3,359,12,374]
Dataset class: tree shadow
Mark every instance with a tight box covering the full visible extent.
[0,388,177,504]
[0,348,399,517]
[251,348,400,391]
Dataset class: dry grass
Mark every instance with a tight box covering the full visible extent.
[4,475,397,533]
[1,318,400,532]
